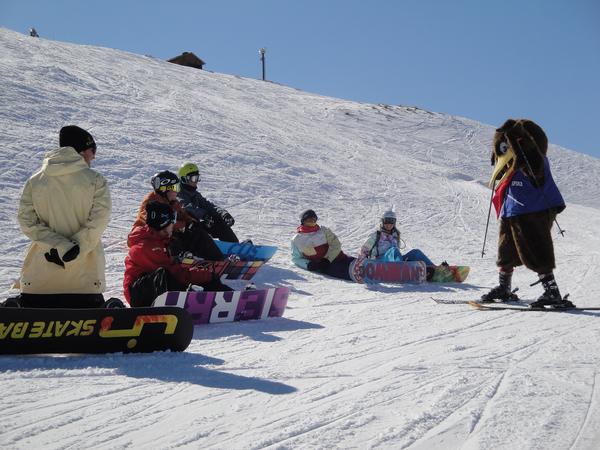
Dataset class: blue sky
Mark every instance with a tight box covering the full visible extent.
[2,0,599,157]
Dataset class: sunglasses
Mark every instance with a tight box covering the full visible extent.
[187,174,200,183]
[382,218,396,225]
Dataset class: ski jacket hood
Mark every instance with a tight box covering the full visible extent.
[40,146,89,176]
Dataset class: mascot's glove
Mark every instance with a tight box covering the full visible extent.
[222,212,235,227]
[307,258,330,273]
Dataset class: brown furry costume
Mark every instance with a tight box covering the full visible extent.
[491,119,565,274]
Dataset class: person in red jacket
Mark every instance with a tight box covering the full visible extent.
[132,170,224,261]
[124,201,232,307]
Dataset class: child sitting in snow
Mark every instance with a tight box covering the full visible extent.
[359,210,444,281]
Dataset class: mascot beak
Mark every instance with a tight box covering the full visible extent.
[489,142,517,188]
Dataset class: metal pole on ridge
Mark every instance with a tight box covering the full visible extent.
[259,48,266,81]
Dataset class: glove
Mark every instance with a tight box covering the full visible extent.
[202,214,215,229]
[62,244,80,262]
[307,258,330,273]
[44,248,65,268]
[222,212,235,227]
[186,221,198,233]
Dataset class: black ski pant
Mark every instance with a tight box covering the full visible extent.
[170,226,224,260]
[16,293,105,308]
[128,267,234,308]
[203,216,239,243]
[312,255,356,281]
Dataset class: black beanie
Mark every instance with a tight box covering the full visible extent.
[300,209,318,224]
[59,125,96,153]
[145,201,176,231]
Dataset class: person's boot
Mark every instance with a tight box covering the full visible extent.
[480,270,518,303]
[103,297,126,308]
[1,296,21,308]
[530,274,574,308]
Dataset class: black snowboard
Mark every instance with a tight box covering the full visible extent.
[0,306,194,355]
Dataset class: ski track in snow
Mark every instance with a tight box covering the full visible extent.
[2,28,600,449]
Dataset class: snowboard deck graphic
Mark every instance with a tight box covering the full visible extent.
[351,258,426,284]
[214,240,278,262]
[181,258,264,280]
[152,287,290,325]
[428,265,470,283]
[0,306,194,355]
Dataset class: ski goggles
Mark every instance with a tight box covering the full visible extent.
[382,218,396,225]
[186,173,200,183]
[157,183,180,193]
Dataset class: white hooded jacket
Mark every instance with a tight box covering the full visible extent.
[17,146,111,294]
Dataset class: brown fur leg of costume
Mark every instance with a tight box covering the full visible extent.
[502,211,557,274]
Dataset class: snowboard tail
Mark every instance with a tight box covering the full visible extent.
[153,287,290,325]
[428,265,470,283]
[0,306,194,355]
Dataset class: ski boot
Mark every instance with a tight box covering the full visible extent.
[480,286,519,303]
[529,274,575,309]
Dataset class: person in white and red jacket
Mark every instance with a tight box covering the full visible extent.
[291,209,355,280]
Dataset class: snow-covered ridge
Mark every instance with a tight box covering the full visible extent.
[2,27,600,449]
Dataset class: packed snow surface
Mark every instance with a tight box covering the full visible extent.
[2,28,600,449]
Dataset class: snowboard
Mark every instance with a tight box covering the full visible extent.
[0,306,194,355]
[468,301,600,312]
[181,258,264,280]
[351,258,426,284]
[428,265,470,283]
[152,287,290,325]
[214,240,278,262]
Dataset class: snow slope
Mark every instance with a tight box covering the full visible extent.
[2,27,600,449]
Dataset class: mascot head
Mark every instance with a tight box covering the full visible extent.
[489,119,547,187]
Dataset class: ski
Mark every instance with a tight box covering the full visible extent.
[468,301,600,312]
[431,297,530,306]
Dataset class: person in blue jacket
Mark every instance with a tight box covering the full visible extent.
[484,118,572,308]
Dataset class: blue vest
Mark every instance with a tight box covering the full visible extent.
[501,157,565,218]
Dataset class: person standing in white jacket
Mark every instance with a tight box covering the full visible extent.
[12,125,112,308]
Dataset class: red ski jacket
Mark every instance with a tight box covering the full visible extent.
[123,225,213,303]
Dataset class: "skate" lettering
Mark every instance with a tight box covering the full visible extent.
[0,320,97,339]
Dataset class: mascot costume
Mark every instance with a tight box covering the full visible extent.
[483,118,573,308]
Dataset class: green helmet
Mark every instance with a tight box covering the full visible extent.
[178,162,200,185]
